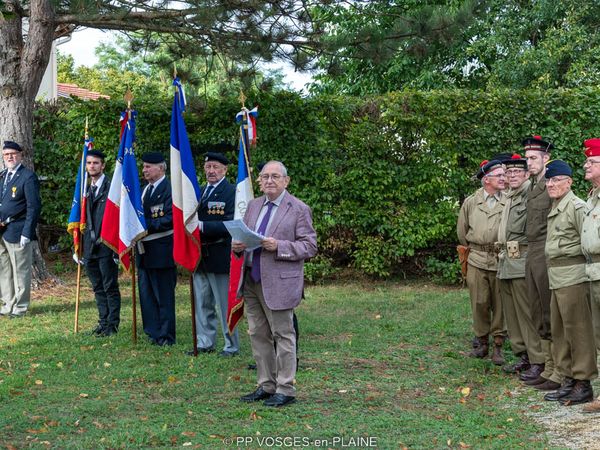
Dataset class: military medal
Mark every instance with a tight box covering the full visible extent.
[11,187,16,198]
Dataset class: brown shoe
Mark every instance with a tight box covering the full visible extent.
[469,335,489,359]
[524,376,548,386]
[534,380,562,391]
[519,364,545,382]
[491,336,505,366]
[582,398,600,413]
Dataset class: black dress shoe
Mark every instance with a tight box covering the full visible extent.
[502,353,530,374]
[559,380,594,406]
[534,379,561,391]
[91,325,105,336]
[519,364,545,382]
[247,363,257,370]
[9,313,25,319]
[219,350,239,357]
[199,347,215,353]
[240,387,274,402]
[264,393,296,407]
[544,378,576,401]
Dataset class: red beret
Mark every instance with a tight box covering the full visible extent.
[584,138,600,157]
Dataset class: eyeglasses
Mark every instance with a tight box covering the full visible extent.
[485,173,505,178]
[2,152,19,158]
[546,176,570,185]
[583,159,600,167]
[505,169,526,177]
[259,174,283,181]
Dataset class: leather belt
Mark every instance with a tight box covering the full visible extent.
[547,256,586,268]
[470,243,497,253]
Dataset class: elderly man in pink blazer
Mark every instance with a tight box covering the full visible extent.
[232,160,317,407]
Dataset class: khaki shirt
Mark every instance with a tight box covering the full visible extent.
[545,190,588,289]
[497,180,530,279]
[526,176,552,244]
[457,187,505,271]
[582,186,600,281]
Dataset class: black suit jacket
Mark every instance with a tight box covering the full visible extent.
[83,176,114,260]
[0,165,41,243]
[137,178,175,269]
[198,178,235,274]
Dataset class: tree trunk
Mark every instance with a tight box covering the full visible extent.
[0,0,58,287]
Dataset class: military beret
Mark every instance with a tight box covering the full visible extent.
[204,152,229,165]
[87,149,106,160]
[584,138,600,158]
[476,159,503,180]
[141,152,165,164]
[503,154,527,170]
[3,141,22,152]
[522,135,554,152]
[545,160,572,179]
[257,161,266,172]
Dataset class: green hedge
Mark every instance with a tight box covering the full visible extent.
[34,88,600,279]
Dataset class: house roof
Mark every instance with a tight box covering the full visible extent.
[57,83,110,101]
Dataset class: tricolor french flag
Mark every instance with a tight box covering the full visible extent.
[100,110,147,270]
[170,78,201,271]
[227,106,258,333]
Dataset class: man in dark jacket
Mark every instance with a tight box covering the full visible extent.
[83,150,121,336]
[191,152,239,355]
[137,152,177,346]
[0,141,41,318]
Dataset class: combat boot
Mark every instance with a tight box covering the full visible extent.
[559,380,593,406]
[502,352,529,374]
[519,363,545,382]
[544,377,575,401]
[491,335,505,366]
[469,335,489,359]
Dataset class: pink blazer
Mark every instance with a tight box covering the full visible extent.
[243,191,317,310]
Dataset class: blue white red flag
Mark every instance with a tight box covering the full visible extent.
[170,77,201,271]
[227,106,258,332]
[100,110,147,270]
[67,137,93,256]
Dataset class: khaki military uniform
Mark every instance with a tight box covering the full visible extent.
[457,187,506,339]
[581,186,600,354]
[546,190,597,382]
[526,177,557,381]
[497,179,544,364]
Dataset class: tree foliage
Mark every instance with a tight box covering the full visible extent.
[313,0,600,94]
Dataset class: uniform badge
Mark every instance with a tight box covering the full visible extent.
[11,187,16,198]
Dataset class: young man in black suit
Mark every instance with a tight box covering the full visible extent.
[83,150,121,336]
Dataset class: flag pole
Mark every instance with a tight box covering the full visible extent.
[131,248,137,344]
[74,116,89,333]
[238,90,254,192]
[190,274,198,356]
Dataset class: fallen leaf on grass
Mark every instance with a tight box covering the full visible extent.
[183,443,192,447]
[167,376,177,383]
[103,362,111,368]
[529,405,541,411]
[92,421,104,429]
[31,364,40,369]
[56,362,63,368]
[79,393,88,398]
[44,421,58,427]
[459,442,470,448]
[375,314,381,319]
[209,434,224,439]
[182,432,196,437]
[447,439,452,447]
[34,380,43,385]
[460,387,471,397]
[250,411,261,420]
[459,398,466,404]
[506,417,514,422]
[338,389,348,393]
[305,424,313,430]
[477,394,485,401]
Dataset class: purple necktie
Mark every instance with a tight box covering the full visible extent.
[250,201,275,283]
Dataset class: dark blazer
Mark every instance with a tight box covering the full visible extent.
[137,178,175,269]
[0,165,41,243]
[242,191,317,310]
[198,178,235,273]
[83,176,114,260]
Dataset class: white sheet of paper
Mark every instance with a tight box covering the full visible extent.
[224,219,264,251]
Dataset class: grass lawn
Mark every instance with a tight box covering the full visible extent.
[0,272,550,449]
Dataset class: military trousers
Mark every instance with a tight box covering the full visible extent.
[466,264,504,338]
[499,277,544,364]
[589,281,600,355]
[551,283,598,381]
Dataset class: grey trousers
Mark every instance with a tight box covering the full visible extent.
[0,237,33,316]
[193,270,239,353]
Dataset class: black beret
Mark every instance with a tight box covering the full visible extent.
[502,154,527,170]
[3,141,22,152]
[142,152,165,164]
[522,135,554,152]
[476,159,503,180]
[87,150,106,160]
[545,160,572,179]
[204,152,229,165]
[257,161,266,172]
